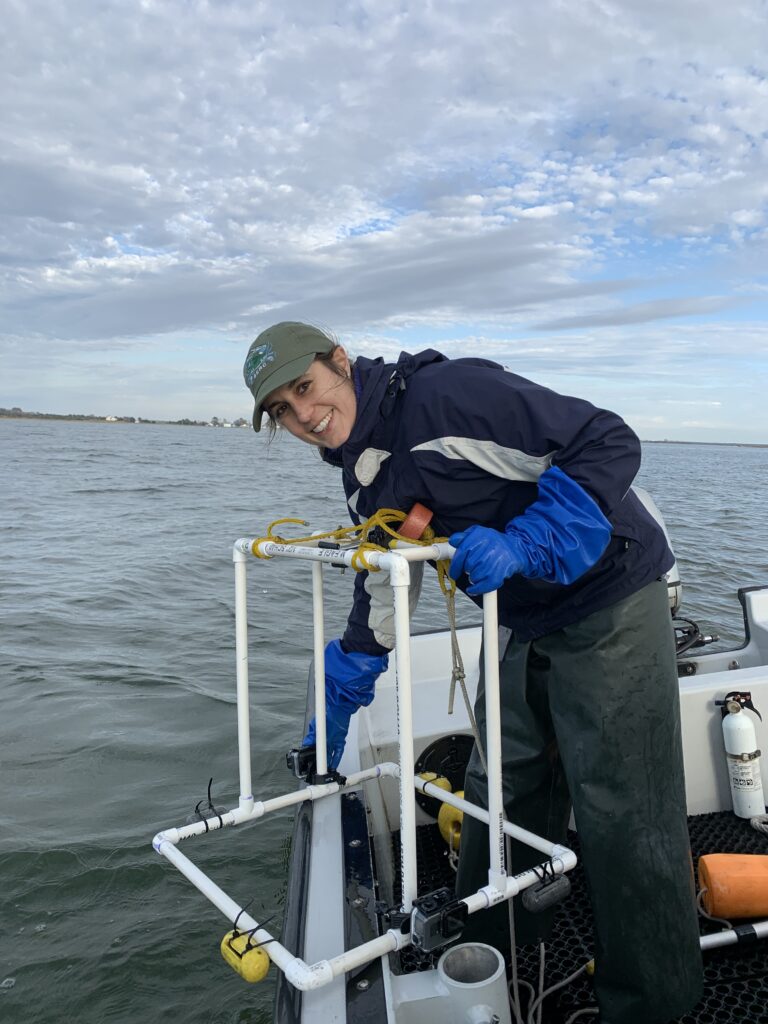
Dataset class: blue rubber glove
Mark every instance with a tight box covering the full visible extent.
[302,639,389,771]
[449,466,612,596]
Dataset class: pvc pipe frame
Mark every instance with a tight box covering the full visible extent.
[152,536,578,992]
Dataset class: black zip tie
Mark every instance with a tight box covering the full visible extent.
[206,777,225,829]
[226,910,277,957]
[245,914,277,950]
[192,777,225,832]
[232,898,256,936]
[246,913,276,942]
[194,798,210,833]
[532,859,557,884]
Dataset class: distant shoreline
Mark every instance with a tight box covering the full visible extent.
[0,408,247,428]
[642,439,767,448]
[1,408,765,447]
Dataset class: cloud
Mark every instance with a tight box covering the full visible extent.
[1,0,767,439]
[533,295,746,330]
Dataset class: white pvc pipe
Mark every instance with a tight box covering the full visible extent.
[157,839,326,980]
[311,561,328,775]
[154,765,397,848]
[321,928,408,981]
[155,761,571,860]
[389,540,455,562]
[238,537,455,568]
[699,919,768,950]
[156,837,408,991]
[414,776,574,860]
[232,546,253,810]
[390,555,419,913]
[482,590,506,891]
[461,850,576,914]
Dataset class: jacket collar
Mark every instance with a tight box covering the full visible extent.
[321,349,447,469]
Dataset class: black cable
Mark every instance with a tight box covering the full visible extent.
[673,617,704,656]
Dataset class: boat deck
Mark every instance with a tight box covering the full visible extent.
[390,812,768,1023]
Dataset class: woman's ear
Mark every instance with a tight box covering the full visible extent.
[331,346,352,377]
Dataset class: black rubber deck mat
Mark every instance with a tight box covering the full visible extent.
[389,811,768,1023]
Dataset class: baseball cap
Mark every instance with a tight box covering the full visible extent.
[243,322,335,431]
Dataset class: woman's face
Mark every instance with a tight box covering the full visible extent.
[263,347,357,448]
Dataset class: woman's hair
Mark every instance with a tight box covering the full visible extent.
[264,345,352,437]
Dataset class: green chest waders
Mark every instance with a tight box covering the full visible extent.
[455,580,703,1024]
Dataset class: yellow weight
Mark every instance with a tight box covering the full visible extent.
[438,791,464,850]
[418,772,452,795]
[220,930,270,983]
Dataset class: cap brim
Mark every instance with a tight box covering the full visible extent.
[251,351,317,431]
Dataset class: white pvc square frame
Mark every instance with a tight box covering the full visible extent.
[151,536,576,992]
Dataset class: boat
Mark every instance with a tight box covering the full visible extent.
[151,491,768,1024]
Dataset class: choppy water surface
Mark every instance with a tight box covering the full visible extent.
[1,420,767,1024]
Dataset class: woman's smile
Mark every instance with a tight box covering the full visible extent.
[311,410,333,435]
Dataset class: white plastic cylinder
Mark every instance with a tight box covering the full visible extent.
[311,560,328,775]
[233,551,253,809]
[391,557,418,912]
[723,704,766,818]
[482,591,506,894]
[437,943,512,1024]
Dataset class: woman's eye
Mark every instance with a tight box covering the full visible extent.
[297,380,310,395]
[274,404,288,419]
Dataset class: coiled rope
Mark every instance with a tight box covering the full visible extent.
[251,509,456,582]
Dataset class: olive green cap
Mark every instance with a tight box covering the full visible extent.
[243,322,334,431]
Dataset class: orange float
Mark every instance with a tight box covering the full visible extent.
[400,503,434,540]
[699,853,768,918]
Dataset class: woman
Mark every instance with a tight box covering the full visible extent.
[243,320,703,1024]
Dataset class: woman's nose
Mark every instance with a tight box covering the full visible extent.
[294,397,314,423]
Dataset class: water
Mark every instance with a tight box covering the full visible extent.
[1,420,767,1024]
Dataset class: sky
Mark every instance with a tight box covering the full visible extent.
[2,0,768,442]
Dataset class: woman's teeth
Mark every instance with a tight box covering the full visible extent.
[312,411,332,434]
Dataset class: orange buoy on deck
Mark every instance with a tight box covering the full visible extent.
[699,853,768,919]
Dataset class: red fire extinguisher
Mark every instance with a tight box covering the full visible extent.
[715,691,766,819]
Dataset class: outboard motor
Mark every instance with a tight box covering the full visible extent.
[632,486,682,615]
[633,486,720,662]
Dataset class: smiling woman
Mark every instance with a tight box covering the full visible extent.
[243,322,357,447]
[241,320,706,1024]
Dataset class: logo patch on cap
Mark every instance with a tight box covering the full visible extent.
[244,342,276,391]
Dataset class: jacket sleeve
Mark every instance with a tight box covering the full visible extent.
[403,360,641,518]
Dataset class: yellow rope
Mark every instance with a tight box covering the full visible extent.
[251,509,456,594]
[252,508,482,742]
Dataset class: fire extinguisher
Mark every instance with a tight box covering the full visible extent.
[714,691,766,819]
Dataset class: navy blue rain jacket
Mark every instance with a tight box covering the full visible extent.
[322,350,673,655]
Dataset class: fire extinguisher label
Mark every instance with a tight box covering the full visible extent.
[728,760,766,817]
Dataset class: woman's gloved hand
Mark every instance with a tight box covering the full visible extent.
[302,639,388,770]
[448,525,527,595]
[449,465,612,596]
